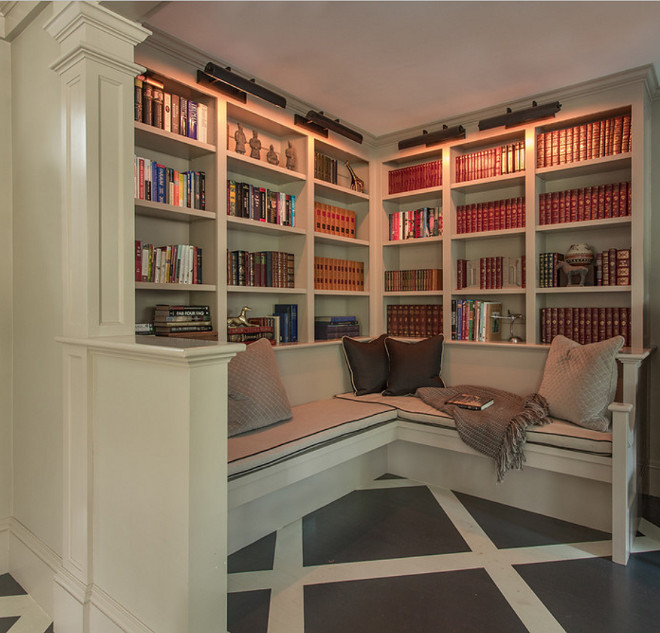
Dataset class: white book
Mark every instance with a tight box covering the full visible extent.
[197,103,208,144]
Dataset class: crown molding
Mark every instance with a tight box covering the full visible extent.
[377,64,659,148]
[0,1,47,41]
[140,26,379,150]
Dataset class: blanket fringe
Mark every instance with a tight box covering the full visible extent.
[496,393,549,482]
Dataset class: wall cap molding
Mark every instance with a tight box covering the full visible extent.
[49,39,144,77]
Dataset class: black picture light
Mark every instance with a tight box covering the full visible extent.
[479,101,562,131]
[295,110,363,144]
[398,124,466,150]
[199,62,287,109]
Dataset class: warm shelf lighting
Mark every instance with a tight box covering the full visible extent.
[199,62,287,109]
[478,101,562,131]
[295,111,363,144]
[398,124,466,150]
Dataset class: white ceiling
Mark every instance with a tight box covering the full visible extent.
[104,1,660,139]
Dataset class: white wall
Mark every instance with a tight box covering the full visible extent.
[648,98,660,495]
[0,38,13,538]
[10,4,63,554]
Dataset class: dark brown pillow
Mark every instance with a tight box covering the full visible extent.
[342,334,389,395]
[384,335,445,396]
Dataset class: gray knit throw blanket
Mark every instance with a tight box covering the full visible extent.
[416,385,550,481]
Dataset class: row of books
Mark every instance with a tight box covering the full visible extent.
[596,248,631,286]
[456,198,526,234]
[451,300,504,342]
[456,257,525,290]
[540,307,630,346]
[536,113,631,168]
[135,156,206,210]
[455,141,525,183]
[314,151,338,184]
[135,242,203,284]
[314,257,365,291]
[314,203,356,238]
[227,250,295,288]
[315,316,360,341]
[273,304,298,343]
[386,304,443,338]
[227,307,298,344]
[388,159,442,195]
[384,269,443,292]
[135,75,208,143]
[538,252,565,288]
[388,207,442,241]
[227,180,296,226]
[538,182,631,225]
[153,304,216,339]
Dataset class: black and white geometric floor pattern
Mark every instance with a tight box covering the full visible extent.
[228,476,660,633]
[0,575,52,633]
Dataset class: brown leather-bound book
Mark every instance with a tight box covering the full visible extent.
[613,115,624,154]
[564,308,573,340]
[584,309,593,344]
[591,307,599,343]
[536,133,545,168]
[598,307,606,341]
[622,114,632,153]
[616,249,631,285]
[605,307,614,339]
[608,248,617,286]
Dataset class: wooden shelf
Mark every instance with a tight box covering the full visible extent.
[536,216,631,233]
[535,153,632,182]
[452,288,526,296]
[314,233,369,248]
[314,179,369,204]
[135,199,215,222]
[453,227,525,241]
[536,285,631,294]
[226,216,306,237]
[227,286,307,295]
[136,282,216,291]
[383,236,443,248]
[227,152,306,185]
[134,121,216,158]
[383,185,443,204]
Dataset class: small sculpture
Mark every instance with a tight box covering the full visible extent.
[234,122,247,155]
[249,130,262,160]
[227,305,252,328]
[285,140,296,170]
[266,144,279,166]
[556,260,590,287]
[345,161,364,193]
[565,242,594,266]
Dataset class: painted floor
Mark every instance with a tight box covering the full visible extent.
[228,476,660,633]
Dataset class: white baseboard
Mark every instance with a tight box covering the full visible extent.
[7,518,156,633]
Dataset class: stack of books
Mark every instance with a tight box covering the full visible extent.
[385,269,442,292]
[154,305,216,340]
[538,182,631,225]
[455,141,525,183]
[314,152,338,184]
[388,207,442,241]
[227,250,294,288]
[315,316,359,340]
[538,253,565,288]
[457,257,524,290]
[451,300,503,342]
[595,248,631,286]
[227,180,296,226]
[540,306,630,346]
[135,242,202,284]
[314,257,364,291]
[314,203,356,238]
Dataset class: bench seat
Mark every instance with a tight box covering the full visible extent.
[334,393,613,457]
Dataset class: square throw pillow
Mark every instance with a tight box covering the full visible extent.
[384,334,445,396]
[538,335,624,431]
[342,334,389,396]
[227,337,293,437]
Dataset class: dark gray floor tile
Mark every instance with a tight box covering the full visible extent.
[515,550,660,633]
[228,532,277,574]
[0,574,26,597]
[454,491,610,548]
[642,494,660,526]
[304,568,528,633]
[303,486,470,566]
[227,589,270,633]
[0,617,20,633]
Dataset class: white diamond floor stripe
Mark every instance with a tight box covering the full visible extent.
[229,477,660,633]
[0,593,51,633]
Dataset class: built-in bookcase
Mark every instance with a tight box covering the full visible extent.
[378,102,646,349]
[133,72,219,328]
[133,62,373,344]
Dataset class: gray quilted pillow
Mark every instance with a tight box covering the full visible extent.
[538,335,624,431]
[228,337,292,437]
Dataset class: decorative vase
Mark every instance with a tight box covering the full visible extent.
[565,243,594,266]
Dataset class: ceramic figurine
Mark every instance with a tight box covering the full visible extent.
[565,243,594,266]
[285,140,296,170]
[267,144,279,165]
[249,130,262,160]
[345,161,365,193]
[234,122,247,154]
